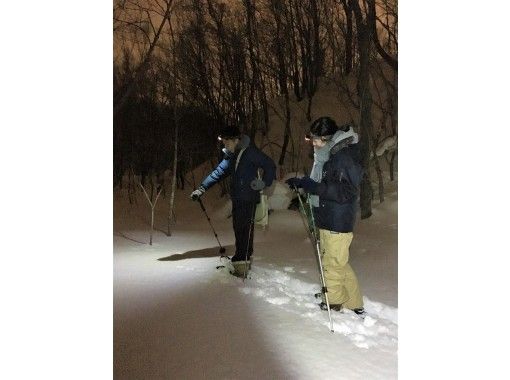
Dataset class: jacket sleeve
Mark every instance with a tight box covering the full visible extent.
[314,161,362,204]
[201,154,233,190]
[253,148,276,187]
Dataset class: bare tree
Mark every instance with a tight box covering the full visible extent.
[114,0,175,118]
[243,0,270,138]
[168,107,179,235]
[269,0,292,168]
[338,0,354,75]
[138,181,163,245]
[205,0,249,127]
[373,0,397,71]
[161,14,180,236]
[114,0,397,217]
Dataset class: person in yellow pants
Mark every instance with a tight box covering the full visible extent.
[320,230,363,310]
[286,117,365,315]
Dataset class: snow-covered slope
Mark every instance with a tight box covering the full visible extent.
[114,181,398,379]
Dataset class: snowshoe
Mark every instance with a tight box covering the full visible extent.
[353,308,367,319]
[318,302,342,312]
[231,261,250,278]
[319,303,366,318]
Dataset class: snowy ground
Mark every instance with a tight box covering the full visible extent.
[114,182,397,379]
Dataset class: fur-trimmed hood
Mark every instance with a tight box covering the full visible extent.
[329,126,359,155]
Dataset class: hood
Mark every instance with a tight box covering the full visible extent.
[237,134,250,151]
[329,126,359,155]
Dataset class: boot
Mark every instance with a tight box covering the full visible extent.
[353,308,367,318]
[231,261,249,278]
[318,302,342,312]
[319,303,366,318]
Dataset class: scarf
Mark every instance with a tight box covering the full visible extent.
[309,127,359,207]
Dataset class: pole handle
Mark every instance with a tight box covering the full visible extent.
[198,197,206,212]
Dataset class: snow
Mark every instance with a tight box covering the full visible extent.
[375,136,397,157]
[114,181,398,379]
[267,180,293,210]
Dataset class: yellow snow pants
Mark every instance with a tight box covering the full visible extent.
[319,229,363,309]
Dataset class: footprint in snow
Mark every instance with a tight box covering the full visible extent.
[267,297,290,305]
[233,266,398,350]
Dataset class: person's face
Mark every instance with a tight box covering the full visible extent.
[223,138,239,153]
[311,136,328,148]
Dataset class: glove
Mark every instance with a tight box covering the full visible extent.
[190,185,206,201]
[286,176,318,193]
[250,178,266,191]
[300,176,319,193]
[285,177,303,189]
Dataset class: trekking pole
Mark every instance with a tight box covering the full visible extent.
[295,188,334,333]
[298,195,325,287]
[243,202,257,282]
[197,198,227,256]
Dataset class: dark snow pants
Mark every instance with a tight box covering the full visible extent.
[231,199,257,263]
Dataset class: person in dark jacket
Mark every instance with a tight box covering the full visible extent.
[190,126,276,277]
[286,117,365,315]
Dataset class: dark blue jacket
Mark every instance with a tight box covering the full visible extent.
[312,143,363,233]
[201,135,276,202]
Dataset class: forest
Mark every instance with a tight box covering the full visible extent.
[113,0,397,219]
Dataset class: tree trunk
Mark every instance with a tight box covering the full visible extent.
[352,0,376,219]
[150,207,155,245]
[168,107,179,236]
[139,182,163,246]
[305,0,321,121]
[344,1,353,75]
[306,95,313,122]
[287,0,302,101]
[389,150,396,181]
[168,14,180,236]
[128,168,134,205]
[359,145,373,219]
[279,96,292,166]
[270,0,292,167]
[244,0,267,138]
[373,154,385,203]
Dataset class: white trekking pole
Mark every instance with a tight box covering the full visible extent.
[295,189,334,333]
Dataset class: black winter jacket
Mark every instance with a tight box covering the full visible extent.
[201,135,276,202]
[312,142,363,233]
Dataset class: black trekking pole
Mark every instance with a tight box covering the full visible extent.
[295,188,334,333]
[243,202,257,282]
[197,198,227,256]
